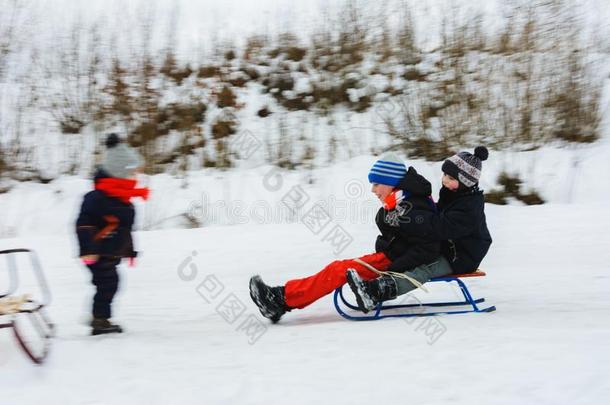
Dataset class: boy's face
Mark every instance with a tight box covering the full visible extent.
[442,173,460,191]
[371,183,394,202]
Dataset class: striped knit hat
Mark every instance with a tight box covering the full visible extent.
[368,153,407,187]
[441,146,489,188]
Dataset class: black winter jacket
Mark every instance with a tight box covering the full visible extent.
[398,186,492,274]
[76,170,137,259]
[374,167,441,273]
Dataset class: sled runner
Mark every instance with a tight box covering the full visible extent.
[334,271,496,321]
[0,249,54,364]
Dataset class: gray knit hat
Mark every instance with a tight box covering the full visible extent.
[100,134,143,179]
[441,146,489,188]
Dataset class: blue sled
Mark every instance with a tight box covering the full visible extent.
[334,273,496,321]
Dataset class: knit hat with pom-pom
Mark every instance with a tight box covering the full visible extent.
[101,133,143,179]
[441,146,489,188]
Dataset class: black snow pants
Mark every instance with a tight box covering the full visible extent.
[87,257,121,319]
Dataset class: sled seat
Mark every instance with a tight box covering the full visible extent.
[334,270,496,321]
[448,271,487,278]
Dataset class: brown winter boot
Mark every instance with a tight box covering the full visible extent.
[90,318,123,336]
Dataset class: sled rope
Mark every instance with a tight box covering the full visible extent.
[0,295,30,315]
[353,258,429,293]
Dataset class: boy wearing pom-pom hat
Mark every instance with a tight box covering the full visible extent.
[76,134,149,335]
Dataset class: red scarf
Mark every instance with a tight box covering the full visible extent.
[95,178,150,204]
[383,190,404,210]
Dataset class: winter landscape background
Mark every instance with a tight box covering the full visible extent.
[1,1,609,404]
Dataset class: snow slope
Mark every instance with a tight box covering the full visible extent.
[2,139,610,238]
[1,199,609,404]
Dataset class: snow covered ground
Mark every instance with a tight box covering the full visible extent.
[1,195,609,404]
[1,133,609,404]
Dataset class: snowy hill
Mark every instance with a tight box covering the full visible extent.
[2,140,610,238]
[1,196,609,404]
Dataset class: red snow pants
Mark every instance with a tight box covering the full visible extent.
[284,252,392,309]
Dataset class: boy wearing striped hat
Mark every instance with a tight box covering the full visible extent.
[249,153,440,322]
[347,147,493,309]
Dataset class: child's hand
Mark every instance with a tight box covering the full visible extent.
[383,190,404,210]
[81,255,99,265]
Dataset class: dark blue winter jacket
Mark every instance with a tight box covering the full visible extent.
[374,167,441,273]
[76,170,137,258]
[397,185,492,274]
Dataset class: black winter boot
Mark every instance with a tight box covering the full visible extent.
[249,275,291,323]
[91,318,123,336]
[345,270,398,313]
